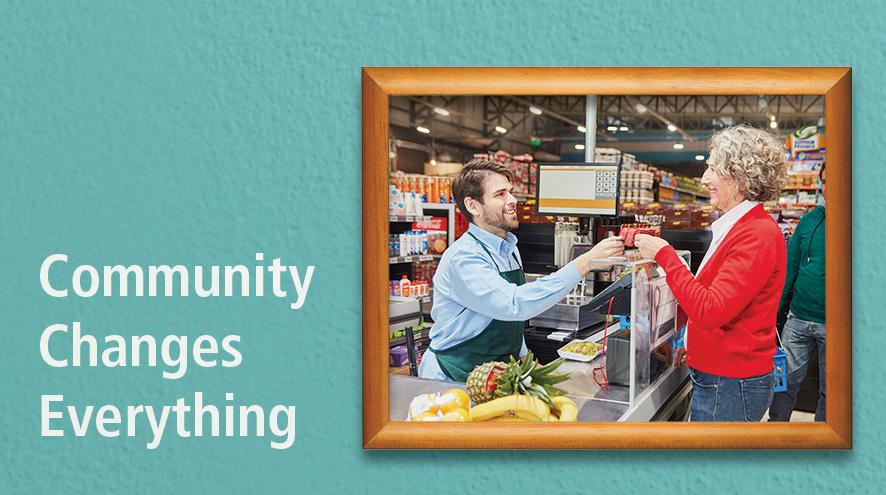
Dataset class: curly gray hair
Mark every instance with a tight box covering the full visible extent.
[708,124,787,202]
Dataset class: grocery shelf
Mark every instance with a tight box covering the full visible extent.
[659,183,709,197]
[389,254,442,264]
[659,199,708,205]
[389,328,429,347]
[658,183,710,199]
[418,287,433,306]
[389,215,431,222]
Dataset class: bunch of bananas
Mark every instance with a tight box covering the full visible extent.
[470,394,578,422]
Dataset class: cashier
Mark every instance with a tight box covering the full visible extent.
[418,158,624,381]
[634,124,787,422]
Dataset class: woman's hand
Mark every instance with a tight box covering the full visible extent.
[633,233,670,260]
[674,346,686,368]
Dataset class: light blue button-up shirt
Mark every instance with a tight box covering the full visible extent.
[418,223,583,380]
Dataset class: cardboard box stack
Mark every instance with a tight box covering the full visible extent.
[474,150,537,197]
[622,202,719,231]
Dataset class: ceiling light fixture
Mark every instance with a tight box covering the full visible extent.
[494,126,508,134]
[416,126,430,134]
[635,103,647,113]
[770,121,778,129]
[529,106,543,115]
[695,155,705,161]
[667,124,677,132]
[770,115,776,122]
[575,144,586,150]
[577,125,587,133]
[606,125,618,132]
[619,126,629,132]
[673,143,684,150]
[433,107,450,116]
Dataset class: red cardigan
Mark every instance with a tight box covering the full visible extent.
[654,204,786,378]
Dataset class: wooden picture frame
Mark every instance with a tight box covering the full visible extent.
[362,67,851,449]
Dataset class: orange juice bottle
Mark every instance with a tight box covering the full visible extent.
[399,275,412,298]
[417,175,426,202]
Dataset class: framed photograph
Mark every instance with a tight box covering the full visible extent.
[363,67,851,449]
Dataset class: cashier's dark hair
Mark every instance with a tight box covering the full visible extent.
[453,158,513,223]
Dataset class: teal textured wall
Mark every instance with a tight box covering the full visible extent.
[1,0,883,493]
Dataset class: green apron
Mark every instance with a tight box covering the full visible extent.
[431,232,527,382]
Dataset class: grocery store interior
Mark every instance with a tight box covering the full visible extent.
[387,94,825,422]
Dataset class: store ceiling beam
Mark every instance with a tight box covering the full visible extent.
[507,96,586,129]
[803,95,824,113]
[391,102,561,158]
[390,94,824,162]
[624,96,694,142]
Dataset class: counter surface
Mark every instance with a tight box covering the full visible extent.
[389,358,651,422]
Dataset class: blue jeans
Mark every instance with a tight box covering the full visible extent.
[689,367,774,421]
[768,315,826,422]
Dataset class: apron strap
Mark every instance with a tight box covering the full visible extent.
[467,231,521,272]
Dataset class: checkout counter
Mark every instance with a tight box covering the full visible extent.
[389,251,693,422]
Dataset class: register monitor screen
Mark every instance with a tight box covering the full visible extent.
[536,163,620,216]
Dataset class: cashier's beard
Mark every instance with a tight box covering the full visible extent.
[481,204,519,233]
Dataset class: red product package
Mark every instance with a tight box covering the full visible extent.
[619,223,659,247]
[413,217,447,232]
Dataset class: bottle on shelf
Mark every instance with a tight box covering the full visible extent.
[398,232,408,257]
[430,177,439,205]
[399,275,412,298]
[416,176,426,203]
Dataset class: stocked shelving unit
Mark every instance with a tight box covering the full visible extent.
[389,326,431,348]
[388,202,457,371]
[780,171,822,208]
[389,254,441,265]
[657,183,710,204]
[389,214,431,223]
[778,170,822,232]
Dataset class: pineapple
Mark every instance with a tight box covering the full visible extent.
[465,361,507,404]
[465,351,570,408]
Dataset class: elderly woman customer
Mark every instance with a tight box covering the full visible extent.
[634,124,787,422]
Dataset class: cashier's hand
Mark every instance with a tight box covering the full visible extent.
[571,236,625,277]
[589,235,625,259]
[633,234,670,260]
[572,236,624,276]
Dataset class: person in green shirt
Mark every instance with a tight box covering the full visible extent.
[769,164,826,422]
